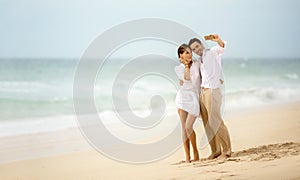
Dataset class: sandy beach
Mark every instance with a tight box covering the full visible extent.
[0,102,300,180]
[2,0,300,179]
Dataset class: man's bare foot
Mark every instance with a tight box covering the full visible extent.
[203,152,221,160]
[217,152,231,159]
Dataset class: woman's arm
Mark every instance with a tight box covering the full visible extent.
[184,65,191,80]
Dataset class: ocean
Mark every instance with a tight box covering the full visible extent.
[1,58,300,137]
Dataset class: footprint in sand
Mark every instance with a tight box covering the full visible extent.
[173,142,300,167]
[230,142,300,162]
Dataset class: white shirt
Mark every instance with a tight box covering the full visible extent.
[175,62,201,94]
[190,60,201,95]
[174,63,200,116]
[175,63,194,91]
[200,42,226,89]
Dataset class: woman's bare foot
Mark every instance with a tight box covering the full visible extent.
[193,150,200,161]
[185,155,191,163]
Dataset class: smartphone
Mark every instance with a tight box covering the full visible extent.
[204,35,215,40]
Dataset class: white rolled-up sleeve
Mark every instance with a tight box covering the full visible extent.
[211,40,227,56]
[175,65,184,81]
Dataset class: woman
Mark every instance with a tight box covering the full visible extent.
[175,44,200,163]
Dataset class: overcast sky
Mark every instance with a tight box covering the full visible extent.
[0,0,299,58]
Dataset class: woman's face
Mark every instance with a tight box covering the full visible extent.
[180,48,192,64]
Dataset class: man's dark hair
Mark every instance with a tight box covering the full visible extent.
[188,38,202,47]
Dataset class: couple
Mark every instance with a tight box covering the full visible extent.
[175,34,232,163]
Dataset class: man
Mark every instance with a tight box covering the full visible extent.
[188,34,232,159]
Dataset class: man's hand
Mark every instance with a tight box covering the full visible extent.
[180,80,184,86]
[211,34,225,48]
[211,34,220,42]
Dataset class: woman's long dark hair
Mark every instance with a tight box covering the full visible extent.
[177,44,190,58]
[177,44,192,67]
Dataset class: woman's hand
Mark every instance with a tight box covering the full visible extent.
[219,79,224,84]
[183,60,192,69]
[184,65,191,80]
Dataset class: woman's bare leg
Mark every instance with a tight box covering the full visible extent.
[178,109,190,163]
[186,114,199,161]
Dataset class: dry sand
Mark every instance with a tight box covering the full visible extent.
[0,102,300,180]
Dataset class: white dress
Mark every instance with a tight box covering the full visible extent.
[175,63,200,117]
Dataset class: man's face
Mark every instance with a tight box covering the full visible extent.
[190,41,204,56]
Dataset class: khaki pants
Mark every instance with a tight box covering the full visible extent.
[200,88,231,155]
